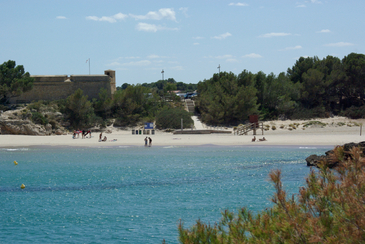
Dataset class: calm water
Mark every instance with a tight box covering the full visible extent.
[0,145,329,243]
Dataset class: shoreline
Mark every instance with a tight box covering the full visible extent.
[1,116,364,149]
[0,144,335,150]
[0,129,363,149]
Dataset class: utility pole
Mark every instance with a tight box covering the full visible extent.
[86,58,90,74]
[161,69,164,80]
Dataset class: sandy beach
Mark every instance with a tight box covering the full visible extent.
[0,117,364,148]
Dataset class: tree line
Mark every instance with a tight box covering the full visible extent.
[196,52,365,126]
[1,52,364,129]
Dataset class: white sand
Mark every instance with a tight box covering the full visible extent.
[0,117,364,148]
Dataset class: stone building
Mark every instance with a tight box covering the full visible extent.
[10,70,116,104]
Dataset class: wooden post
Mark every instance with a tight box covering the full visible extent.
[261,122,264,135]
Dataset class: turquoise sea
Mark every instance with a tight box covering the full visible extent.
[0,145,330,243]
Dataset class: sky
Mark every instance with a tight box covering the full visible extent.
[1,0,364,87]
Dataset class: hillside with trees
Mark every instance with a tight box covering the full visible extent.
[1,52,364,131]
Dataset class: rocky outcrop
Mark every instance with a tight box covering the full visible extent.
[0,119,49,135]
[0,108,68,135]
[306,141,365,168]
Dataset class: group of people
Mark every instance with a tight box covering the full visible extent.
[99,133,107,142]
[144,137,152,147]
[73,130,91,139]
[252,136,267,142]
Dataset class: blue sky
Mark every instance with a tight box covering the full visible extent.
[1,1,364,87]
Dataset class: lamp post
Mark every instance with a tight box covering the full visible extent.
[161,69,164,80]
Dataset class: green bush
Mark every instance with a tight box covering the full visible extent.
[303,121,327,128]
[340,105,365,119]
[290,106,326,120]
[31,111,48,125]
[155,108,193,129]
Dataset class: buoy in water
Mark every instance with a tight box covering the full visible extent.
[21,184,25,189]
[14,160,18,165]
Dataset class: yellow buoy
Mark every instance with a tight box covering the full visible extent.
[14,160,18,165]
[21,184,25,189]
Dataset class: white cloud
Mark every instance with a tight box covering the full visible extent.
[136,23,178,32]
[229,3,249,6]
[86,13,128,23]
[213,32,232,40]
[324,42,354,47]
[56,16,67,19]
[147,54,160,59]
[109,62,122,66]
[310,0,322,3]
[216,55,234,59]
[259,32,291,38]
[136,23,158,32]
[171,66,184,71]
[130,8,176,21]
[179,7,189,17]
[281,45,302,51]
[147,55,168,59]
[121,60,151,66]
[317,29,331,33]
[296,4,306,8]
[193,36,204,40]
[242,53,262,58]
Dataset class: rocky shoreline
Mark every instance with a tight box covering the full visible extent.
[306,141,365,168]
[0,108,68,136]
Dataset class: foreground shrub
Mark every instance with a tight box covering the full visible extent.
[177,146,365,243]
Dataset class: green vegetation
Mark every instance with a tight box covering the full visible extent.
[302,120,327,128]
[3,52,365,129]
[178,146,365,243]
[0,60,34,104]
[63,89,95,129]
[194,52,365,125]
[195,71,259,125]
[155,108,193,130]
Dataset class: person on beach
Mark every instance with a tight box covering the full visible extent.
[84,130,91,138]
[252,136,256,142]
[259,137,267,141]
[148,137,152,147]
[101,136,107,142]
[144,137,148,146]
[99,133,102,141]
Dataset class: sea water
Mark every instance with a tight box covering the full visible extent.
[0,145,329,243]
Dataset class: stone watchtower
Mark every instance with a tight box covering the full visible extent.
[104,70,116,96]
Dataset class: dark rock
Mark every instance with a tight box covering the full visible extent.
[306,154,326,167]
[306,141,365,168]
